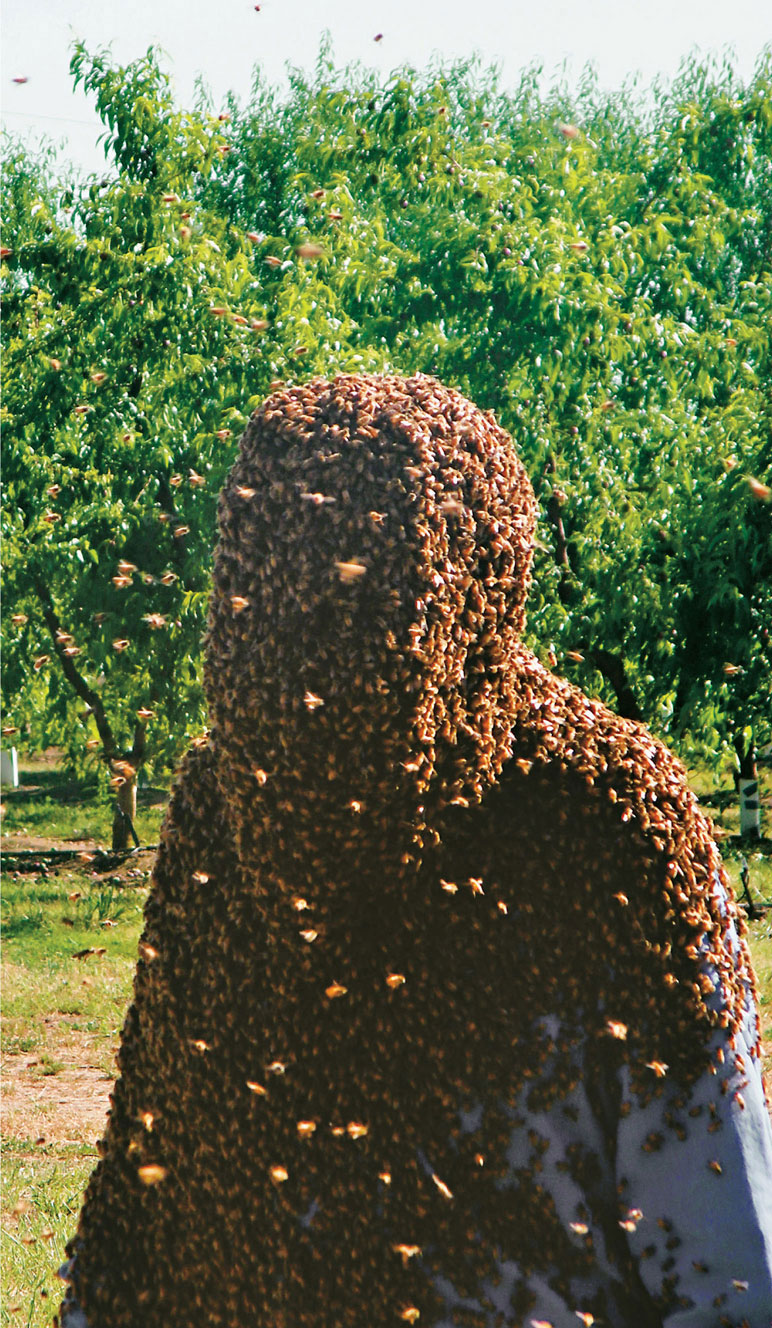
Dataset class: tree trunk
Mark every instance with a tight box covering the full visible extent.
[112,773,139,851]
[587,648,643,721]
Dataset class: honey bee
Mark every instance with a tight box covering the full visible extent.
[137,1165,167,1186]
[431,1174,453,1200]
[335,561,366,583]
[393,1244,421,1264]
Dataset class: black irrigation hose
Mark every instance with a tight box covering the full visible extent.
[2,844,159,874]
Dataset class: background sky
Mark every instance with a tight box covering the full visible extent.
[2,0,771,176]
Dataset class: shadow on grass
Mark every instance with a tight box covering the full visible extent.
[2,911,45,941]
[6,768,167,807]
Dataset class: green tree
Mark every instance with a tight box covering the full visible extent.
[1,51,274,843]
[3,45,770,840]
[208,48,771,798]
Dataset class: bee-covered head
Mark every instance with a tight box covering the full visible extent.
[204,373,536,876]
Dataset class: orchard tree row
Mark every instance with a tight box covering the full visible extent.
[2,43,770,844]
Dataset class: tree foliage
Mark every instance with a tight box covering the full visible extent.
[2,44,770,811]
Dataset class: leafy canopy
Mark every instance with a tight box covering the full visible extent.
[2,44,770,788]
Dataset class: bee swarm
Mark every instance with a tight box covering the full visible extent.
[63,374,759,1327]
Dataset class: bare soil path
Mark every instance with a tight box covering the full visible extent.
[1,1058,112,1149]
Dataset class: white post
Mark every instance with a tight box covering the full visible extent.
[0,748,19,788]
[739,777,761,839]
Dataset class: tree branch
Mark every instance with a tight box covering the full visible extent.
[33,577,119,761]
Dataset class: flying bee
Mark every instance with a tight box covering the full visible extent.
[335,561,366,583]
[386,973,405,989]
[137,1165,167,1186]
[325,982,347,999]
[431,1174,453,1200]
[269,1166,289,1184]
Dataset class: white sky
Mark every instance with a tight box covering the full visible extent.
[2,0,771,176]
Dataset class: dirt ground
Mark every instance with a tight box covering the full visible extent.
[1,1058,112,1149]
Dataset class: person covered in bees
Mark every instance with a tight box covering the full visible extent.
[60,374,772,1328]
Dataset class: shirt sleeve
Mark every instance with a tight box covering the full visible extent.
[615,905,772,1327]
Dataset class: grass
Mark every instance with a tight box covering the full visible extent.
[2,1146,97,1328]
[0,756,770,1325]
